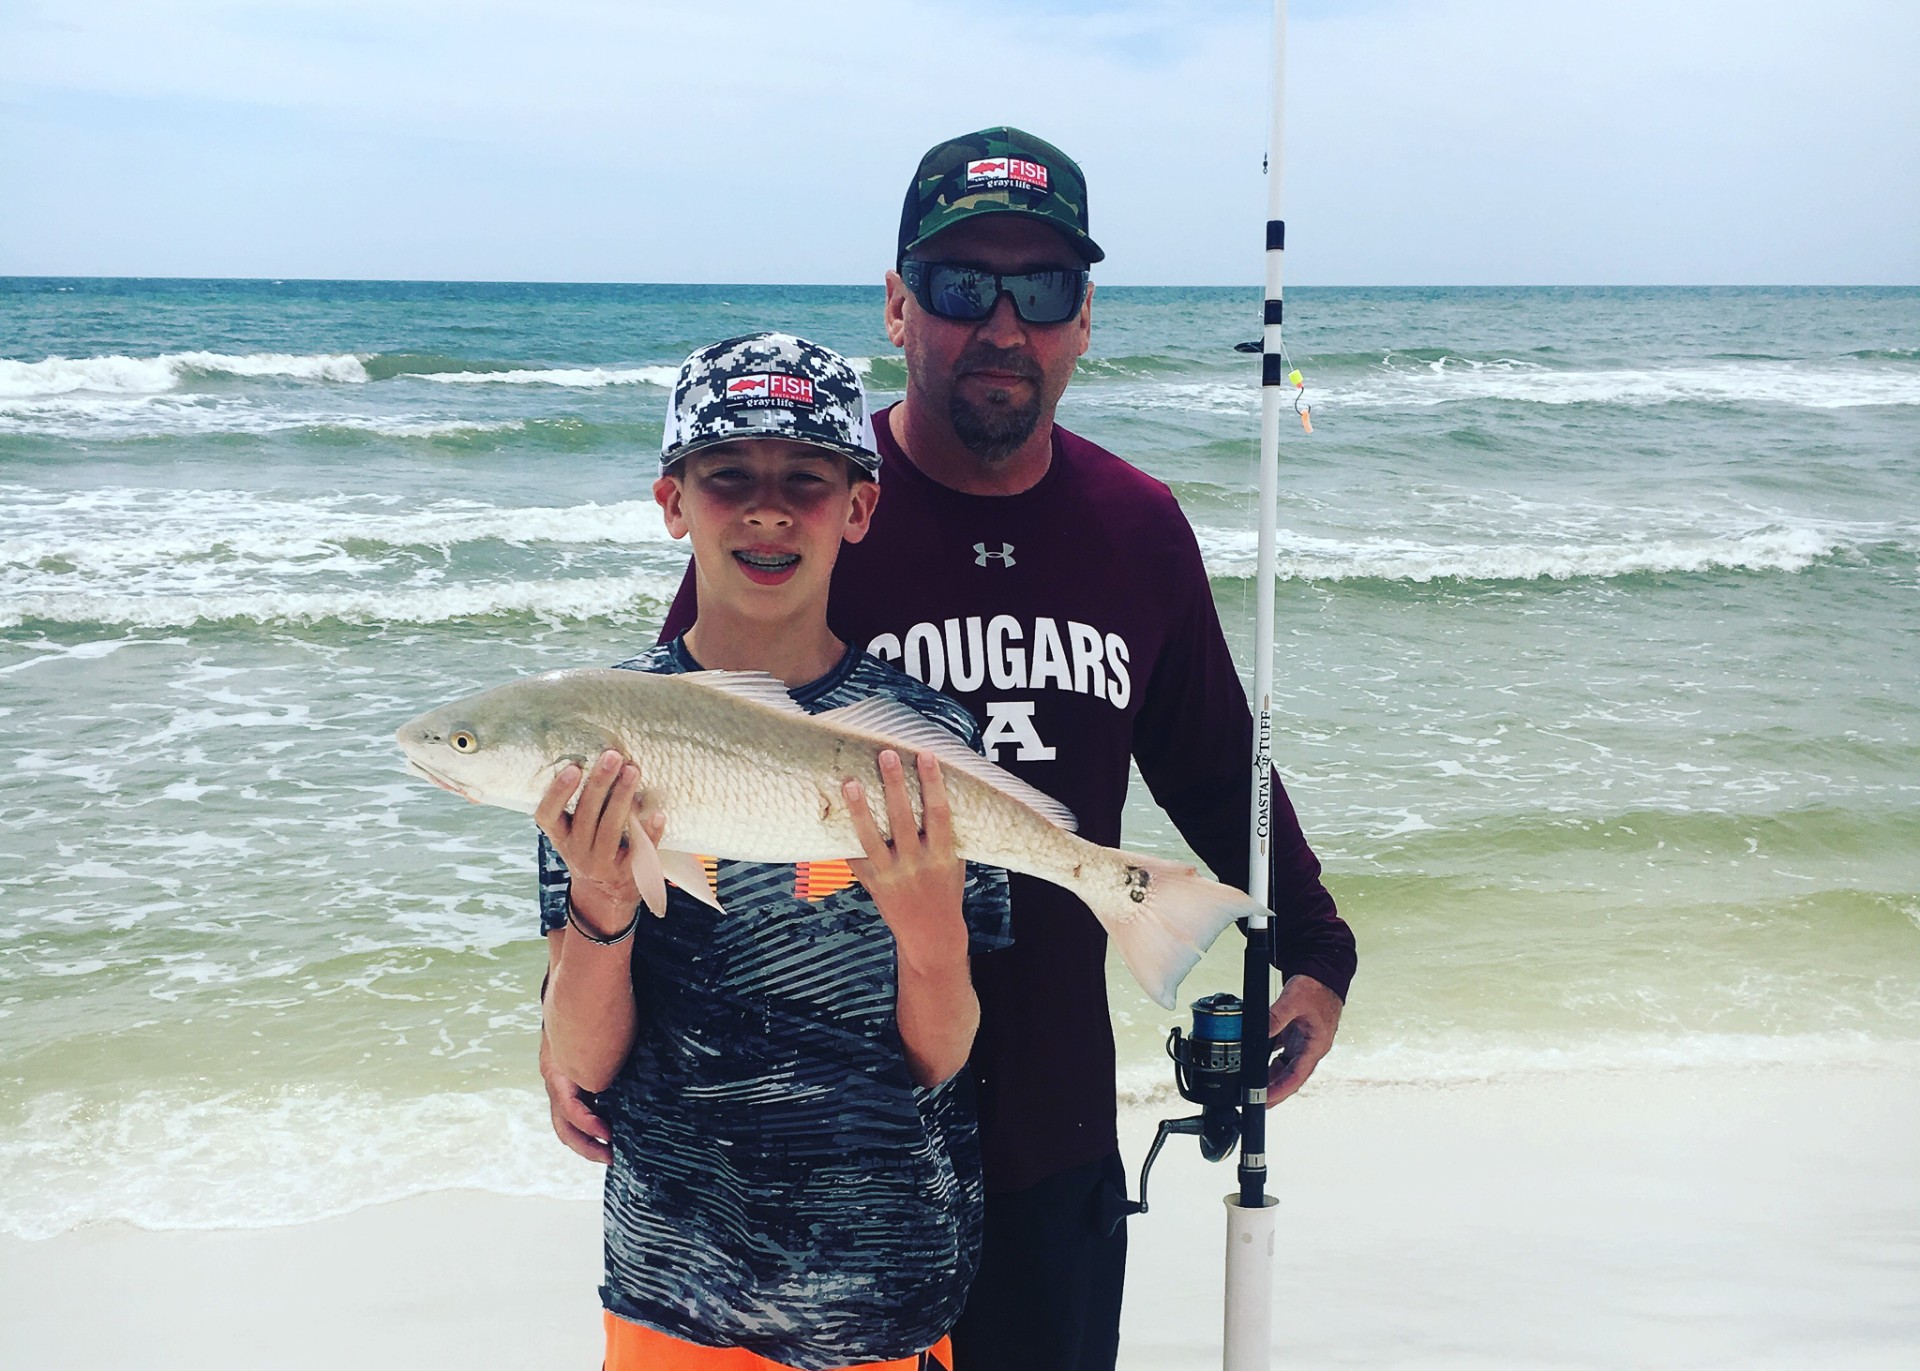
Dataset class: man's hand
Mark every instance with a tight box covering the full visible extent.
[1266,973,1343,1108]
[539,1028,612,1164]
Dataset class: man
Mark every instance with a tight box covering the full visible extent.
[545,128,1356,1371]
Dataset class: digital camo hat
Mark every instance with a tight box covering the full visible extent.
[660,333,879,477]
[898,126,1104,265]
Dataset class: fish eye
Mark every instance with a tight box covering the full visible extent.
[451,730,478,753]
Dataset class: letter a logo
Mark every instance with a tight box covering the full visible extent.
[974,542,1016,567]
[981,701,1055,762]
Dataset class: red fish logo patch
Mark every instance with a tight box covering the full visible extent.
[965,157,1049,193]
[722,374,814,408]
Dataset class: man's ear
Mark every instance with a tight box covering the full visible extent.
[654,474,689,539]
[1073,279,1094,359]
[840,478,881,545]
[883,269,909,348]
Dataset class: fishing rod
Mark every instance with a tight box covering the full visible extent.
[1112,5,1293,1368]
[1225,1,1290,1361]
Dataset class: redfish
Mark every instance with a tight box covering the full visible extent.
[397,667,1251,1008]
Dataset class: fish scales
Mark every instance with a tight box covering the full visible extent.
[396,667,1254,1008]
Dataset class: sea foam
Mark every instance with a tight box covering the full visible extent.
[1333,358,1920,410]
[0,1086,600,1240]
[0,351,370,398]
[1,486,687,627]
[421,365,679,388]
[2,573,682,629]
[1070,359,1920,414]
[1190,522,1854,582]
[2,488,676,570]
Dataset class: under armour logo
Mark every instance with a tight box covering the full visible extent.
[973,542,1016,567]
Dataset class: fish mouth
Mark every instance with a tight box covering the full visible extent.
[403,755,477,803]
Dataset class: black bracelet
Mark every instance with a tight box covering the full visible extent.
[567,896,639,946]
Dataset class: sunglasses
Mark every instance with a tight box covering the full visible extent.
[900,260,1090,325]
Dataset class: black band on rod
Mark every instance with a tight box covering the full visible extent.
[1238,919,1272,1207]
[1264,299,1284,326]
[1266,219,1286,251]
[1262,354,1285,386]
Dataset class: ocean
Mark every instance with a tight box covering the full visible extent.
[2,278,1916,1240]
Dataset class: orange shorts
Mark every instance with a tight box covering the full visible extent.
[603,1312,952,1371]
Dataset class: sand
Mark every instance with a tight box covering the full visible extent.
[4,1061,1917,1369]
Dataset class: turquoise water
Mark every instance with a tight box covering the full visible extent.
[3,279,1917,1236]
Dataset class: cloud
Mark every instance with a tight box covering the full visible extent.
[2,0,1915,283]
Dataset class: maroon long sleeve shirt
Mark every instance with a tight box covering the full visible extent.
[663,409,1356,1192]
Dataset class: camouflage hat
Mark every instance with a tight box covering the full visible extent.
[897,126,1104,265]
[660,332,879,477]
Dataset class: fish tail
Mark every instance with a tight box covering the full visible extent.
[1085,854,1255,1011]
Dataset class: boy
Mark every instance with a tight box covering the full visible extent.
[535,333,1009,1371]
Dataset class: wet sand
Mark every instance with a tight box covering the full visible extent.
[4,1061,1916,1369]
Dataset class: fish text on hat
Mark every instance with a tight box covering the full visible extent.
[724,374,815,408]
[965,157,1049,193]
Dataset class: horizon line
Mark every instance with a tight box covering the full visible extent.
[5,274,1916,291]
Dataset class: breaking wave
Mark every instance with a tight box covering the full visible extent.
[1334,358,1920,410]
[2,574,679,629]
[0,351,371,398]
[1,488,675,567]
[0,487,688,627]
[1191,523,1869,583]
[1068,358,1920,414]
[420,364,679,388]
[0,350,884,401]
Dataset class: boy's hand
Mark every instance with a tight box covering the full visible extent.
[536,749,649,935]
[843,750,967,970]
[845,749,977,1086]
[539,1030,613,1164]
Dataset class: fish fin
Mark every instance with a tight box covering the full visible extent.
[627,820,670,918]
[1084,854,1251,1010]
[678,670,808,716]
[659,849,724,913]
[817,699,1079,832]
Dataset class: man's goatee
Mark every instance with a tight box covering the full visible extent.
[950,346,1046,460]
[950,392,1042,461]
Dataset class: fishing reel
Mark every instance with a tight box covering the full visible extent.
[1111,993,1283,1228]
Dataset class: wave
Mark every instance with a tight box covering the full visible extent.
[1337,358,1920,410]
[0,395,660,444]
[0,350,683,399]
[0,1085,600,1240]
[1191,522,1858,582]
[0,397,524,441]
[7,1034,1912,1237]
[412,356,878,388]
[419,364,679,388]
[0,351,370,398]
[1117,1034,1917,1105]
[1,486,688,626]
[2,573,679,629]
[1843,348,1920,362]
[2,488,675,566]
[1070,381,1257,415]
[1070,359,1920,414]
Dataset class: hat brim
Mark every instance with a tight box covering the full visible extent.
[903,203,1104,265]
[661,433,880,478]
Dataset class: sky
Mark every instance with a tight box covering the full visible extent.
[2,0,1917,286]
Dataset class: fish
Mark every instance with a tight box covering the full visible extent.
[395,667,1254,1009]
